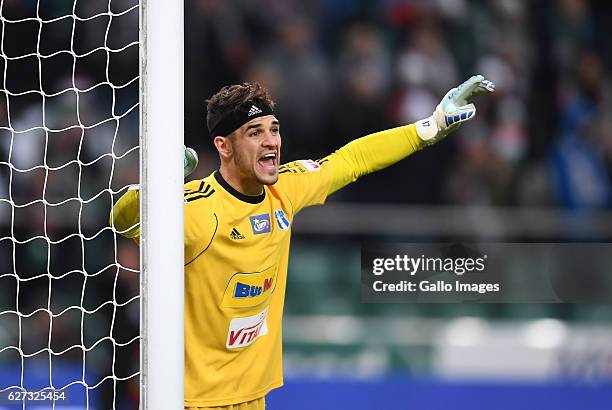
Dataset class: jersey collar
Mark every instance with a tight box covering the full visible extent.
[214,171,266,204]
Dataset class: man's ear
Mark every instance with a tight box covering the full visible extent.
[213,136,233,159]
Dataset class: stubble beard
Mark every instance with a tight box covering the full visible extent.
[234,149,278,187]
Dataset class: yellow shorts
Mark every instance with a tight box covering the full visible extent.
[185,396,265,410]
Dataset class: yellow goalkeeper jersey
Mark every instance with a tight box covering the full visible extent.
[110,124,424,407]
[183,164,329,407]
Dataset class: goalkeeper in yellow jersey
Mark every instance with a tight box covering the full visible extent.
[110,75,494,409]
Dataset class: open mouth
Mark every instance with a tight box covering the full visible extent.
[257,152,277,172]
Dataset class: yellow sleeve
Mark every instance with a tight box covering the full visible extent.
[276,124,424,213]
[325,123,424,194]
[275,159,333,214]
[109,185,140,239]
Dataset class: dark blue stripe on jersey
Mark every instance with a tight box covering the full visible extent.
[185,190,215,202]
[184,181,205,195]
[184,182,213,199]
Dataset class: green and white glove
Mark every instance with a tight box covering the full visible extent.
[184,145,199,177]
[415,74,495,145]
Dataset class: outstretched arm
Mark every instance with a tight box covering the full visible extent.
[325,123,423,194]
[326,75,495,194]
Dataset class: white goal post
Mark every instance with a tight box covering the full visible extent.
[0,0,184,408]
[140,0,184,409]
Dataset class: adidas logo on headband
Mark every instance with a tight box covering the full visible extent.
[247,105,263,116]
[210,102,274,137]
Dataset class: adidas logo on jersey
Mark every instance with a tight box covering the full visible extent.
[230,228,245,240]
[247,105,262,116]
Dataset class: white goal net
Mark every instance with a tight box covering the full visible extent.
[0,0,141,408]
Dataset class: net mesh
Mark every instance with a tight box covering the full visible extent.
[0,0,140,408]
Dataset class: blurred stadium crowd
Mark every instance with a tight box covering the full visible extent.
[186,1,612,402]
[0,0,610,408]
[187,0,612,210]
[0,0,140,408]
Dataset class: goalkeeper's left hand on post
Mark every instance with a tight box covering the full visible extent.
[184,145,199,178]
[110,145,199,240]
[416,74,495,144]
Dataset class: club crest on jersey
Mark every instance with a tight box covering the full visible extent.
[273,209,290,231]
[249,214,271,234]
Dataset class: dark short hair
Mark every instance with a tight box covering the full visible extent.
[206,82,276,136]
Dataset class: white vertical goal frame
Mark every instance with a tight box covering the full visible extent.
[140,0,184,409]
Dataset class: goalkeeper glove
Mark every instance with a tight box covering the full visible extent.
[184,145,199,177]
[415,74,495,145]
